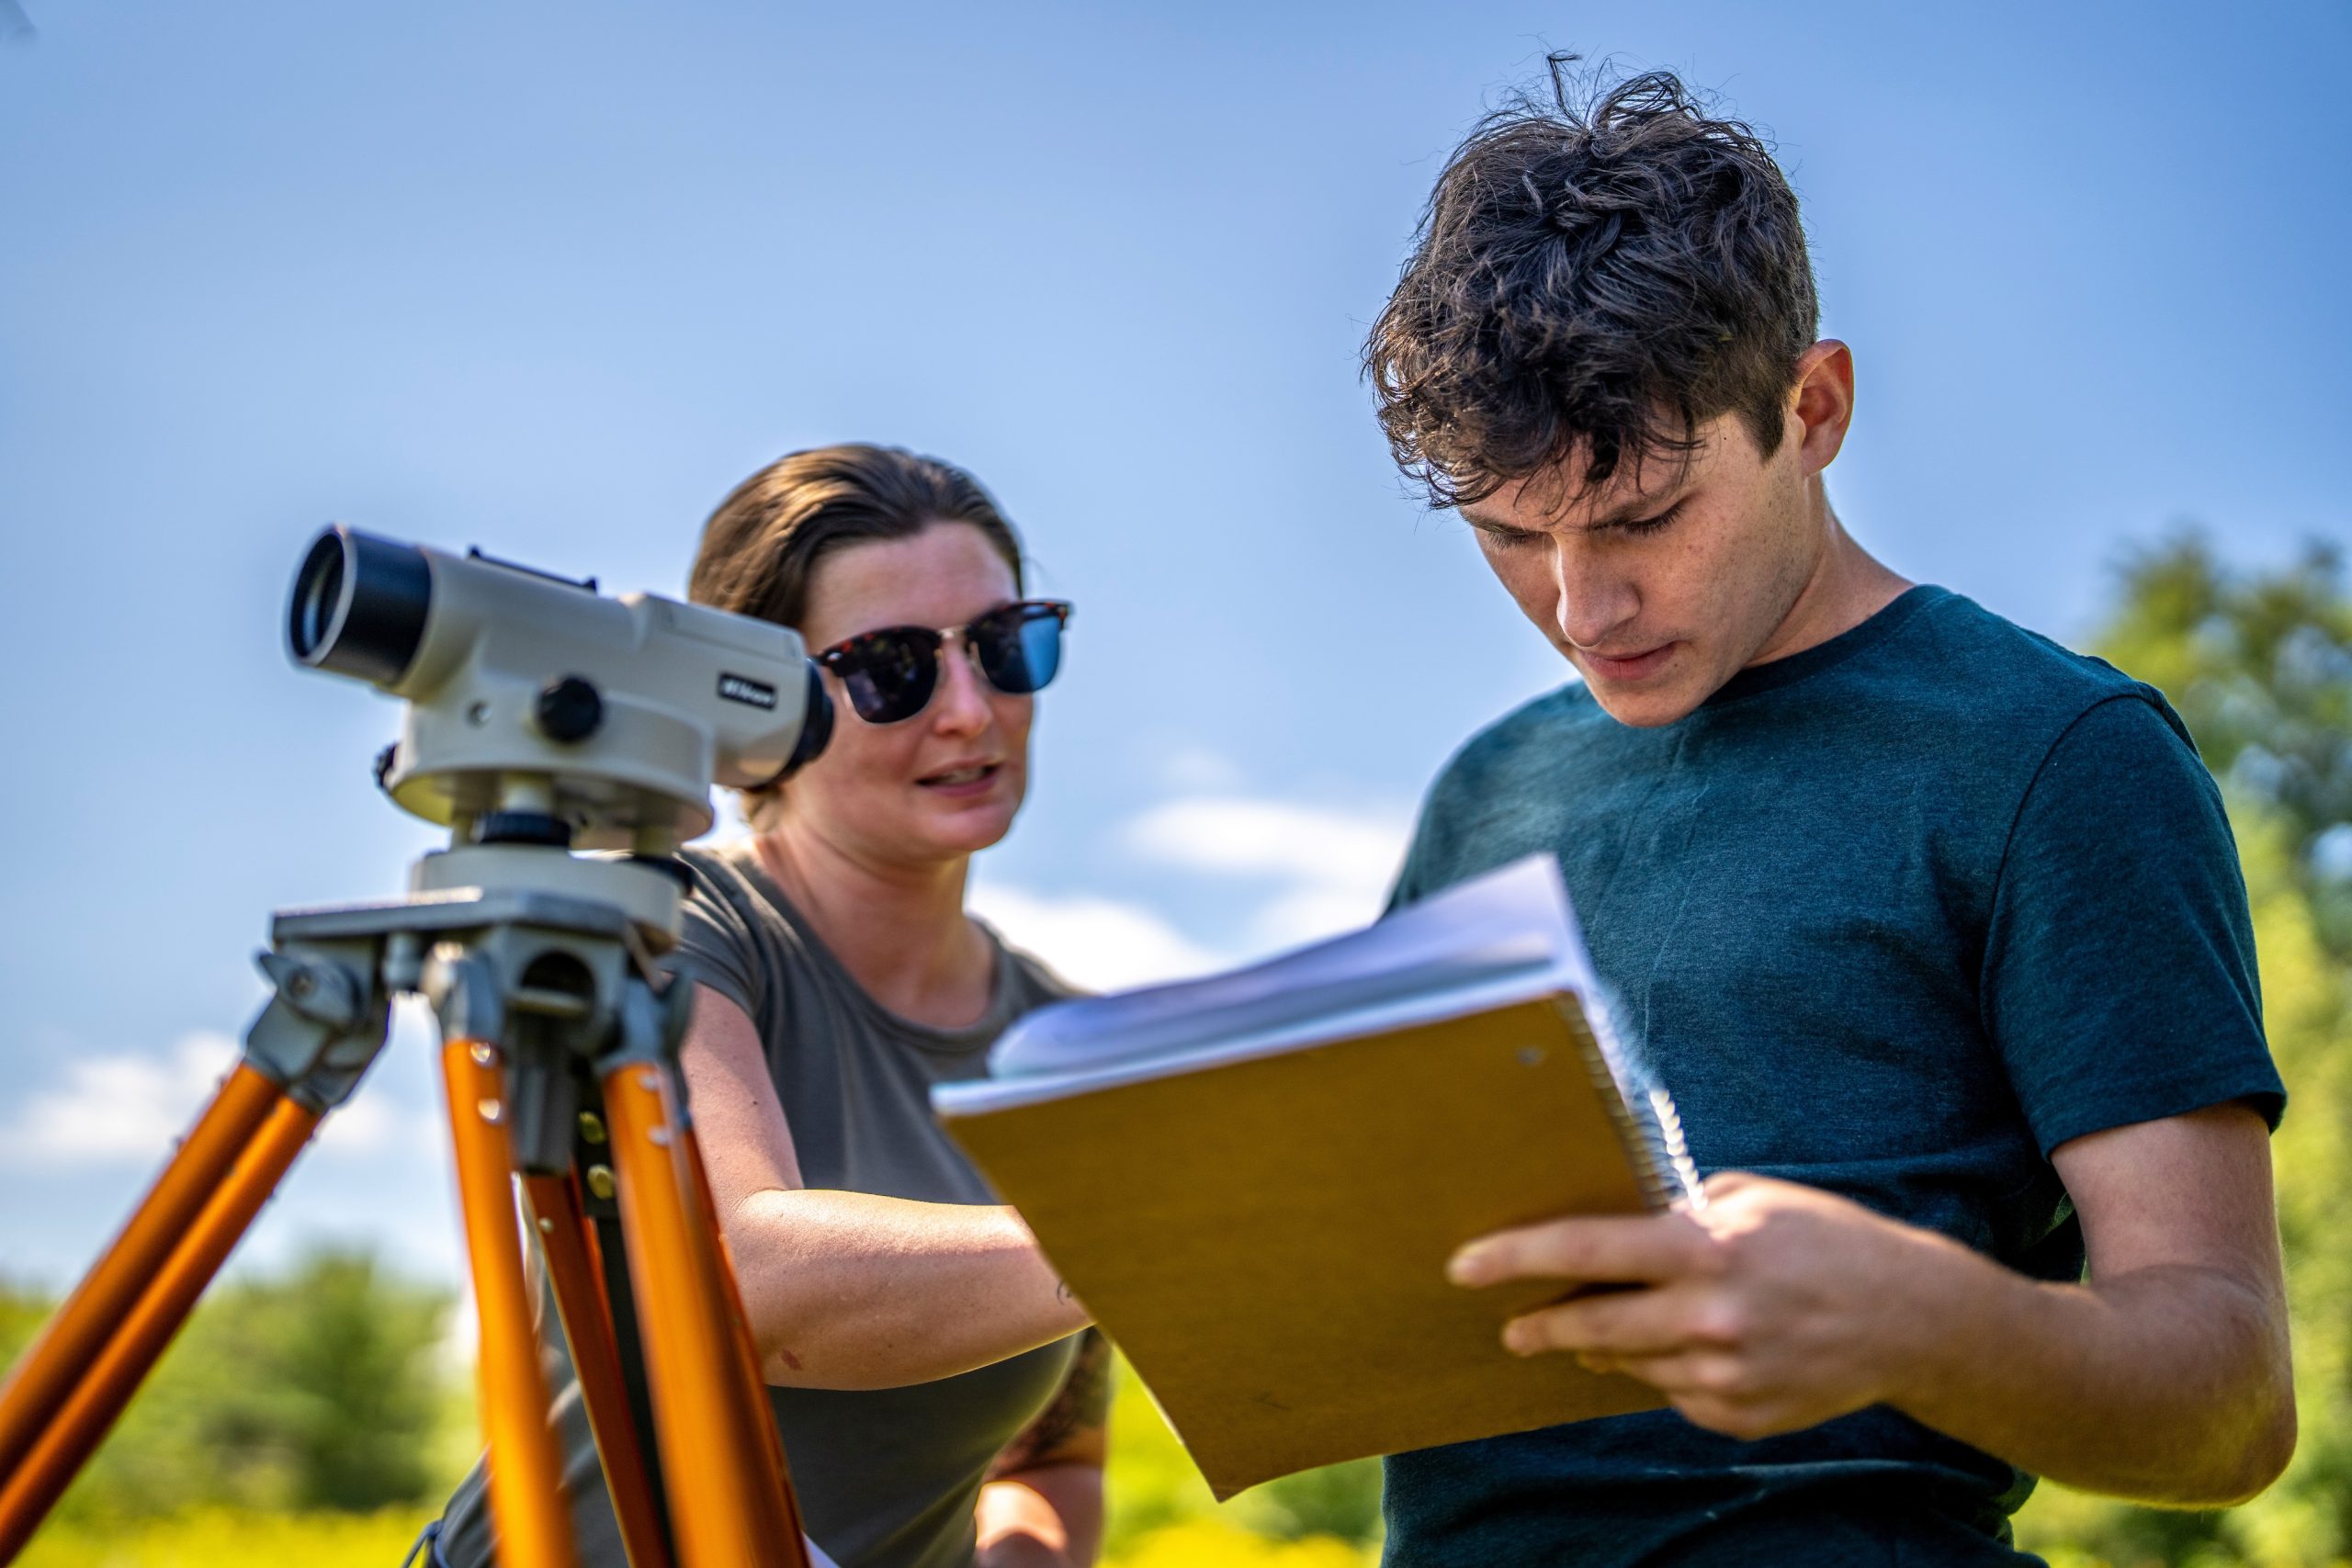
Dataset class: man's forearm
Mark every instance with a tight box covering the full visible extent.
[1885,1236,2294,1506]
[1458,1160,2293,1506]
[726,1189,1087,1390]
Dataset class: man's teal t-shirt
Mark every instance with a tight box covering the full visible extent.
[1380,586,2285,1567]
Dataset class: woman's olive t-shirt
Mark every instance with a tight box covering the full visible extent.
[433,839,1081,1568]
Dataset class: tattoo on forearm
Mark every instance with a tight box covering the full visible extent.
[989,1329,1112,1477]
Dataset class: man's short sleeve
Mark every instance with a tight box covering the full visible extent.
[1982,694,2285,1156]
[662,856,768,1025]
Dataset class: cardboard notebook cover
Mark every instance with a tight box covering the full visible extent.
[938,990,1673,1499]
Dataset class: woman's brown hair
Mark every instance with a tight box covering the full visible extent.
[689,443,1023,628]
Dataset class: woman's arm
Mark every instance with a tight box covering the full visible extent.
[977,1331,1112,1568]
[681,985,1090,1390]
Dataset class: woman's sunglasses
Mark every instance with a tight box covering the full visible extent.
[814,599,1072,725]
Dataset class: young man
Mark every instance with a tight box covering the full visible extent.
[1363,63,2293,1564]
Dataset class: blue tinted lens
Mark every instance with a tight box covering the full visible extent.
[975,604,1065,694]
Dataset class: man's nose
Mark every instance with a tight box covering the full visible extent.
[1550,540,1637,649]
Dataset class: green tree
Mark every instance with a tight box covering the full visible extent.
[2095,536,2352,953]
[2015,537,2352,1568]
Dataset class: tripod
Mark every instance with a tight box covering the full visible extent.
[0,843,818,1568]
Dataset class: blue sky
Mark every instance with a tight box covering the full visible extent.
[2,1,2346,1292]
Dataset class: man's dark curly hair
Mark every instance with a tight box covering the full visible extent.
[1364,56,1819,507]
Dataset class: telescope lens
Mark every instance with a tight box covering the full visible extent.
[290,534,345,661]
[287,526,433,686]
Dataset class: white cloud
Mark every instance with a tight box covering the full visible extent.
[1151,744,1249,793]
[313,1089,411,1156]
[3,1017,442,1170]
[5,1032,243,1165]
[1247,885,1389,952]
[967,883,1223,992]
[1123,795,1413,952]
[1125,796,1410,891]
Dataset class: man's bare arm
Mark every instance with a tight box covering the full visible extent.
[1448,1102,2293,1506]
[1892,1102,2293,1502]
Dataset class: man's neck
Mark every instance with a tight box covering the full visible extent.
[1747,492,1913,670]
[752,828,994,1030]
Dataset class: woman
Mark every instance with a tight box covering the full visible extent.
[428,445,1104,1568]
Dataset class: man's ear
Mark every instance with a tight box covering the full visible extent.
[1787,339,1854,476]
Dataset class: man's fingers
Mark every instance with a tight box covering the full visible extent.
[1501,1280,1744,1358]
[1501,1288,1691,1358]
[1450,1211,1712,1288]
[1602,1348,1749,1397]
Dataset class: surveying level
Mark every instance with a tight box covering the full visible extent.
[0,527,835,1568]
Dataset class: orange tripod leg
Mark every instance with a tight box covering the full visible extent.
[0,1089,320,1560]
[443,1041,574,1568]
[0,1061,282,1485]
[523,1172,673,1568]
[677,1125,807,1545]
[602,1060,809,1568]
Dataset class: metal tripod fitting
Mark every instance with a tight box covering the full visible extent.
[243,941,395,1115]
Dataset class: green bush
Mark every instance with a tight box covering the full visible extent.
[0,1245,452,1523]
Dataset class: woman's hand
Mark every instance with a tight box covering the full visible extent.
[976,1331,1111,1567]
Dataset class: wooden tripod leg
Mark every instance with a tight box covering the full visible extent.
[0,1061,283,1484]
[0,1090,320,1559]
[442,1040,574,1568]
[522,1172,673,1568]
[601,1059,810,1568]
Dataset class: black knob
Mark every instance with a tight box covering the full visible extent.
[536,675,604,743]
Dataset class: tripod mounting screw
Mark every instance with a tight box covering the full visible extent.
[535,674,605,743]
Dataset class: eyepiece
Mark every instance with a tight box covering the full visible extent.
[748,660,834,788]
[786,660,835,777]
[289,525,434,686]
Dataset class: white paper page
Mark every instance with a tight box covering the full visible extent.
[933,957,1573,1116]
[977,854,1595,1084]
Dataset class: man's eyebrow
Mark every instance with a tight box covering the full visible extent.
[1460,485,1687,535]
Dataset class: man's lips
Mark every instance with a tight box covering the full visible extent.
[1574,642,1676,681]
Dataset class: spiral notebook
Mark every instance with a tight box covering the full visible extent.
[933,855,1702,1498]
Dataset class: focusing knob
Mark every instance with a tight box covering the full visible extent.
[535,675,604,743]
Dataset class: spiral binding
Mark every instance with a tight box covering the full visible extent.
[1559,984,1704,1212]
